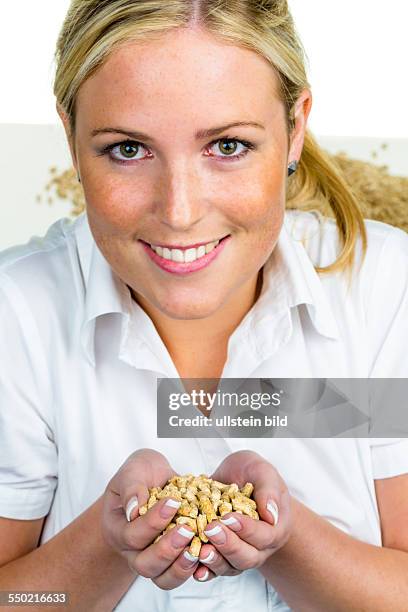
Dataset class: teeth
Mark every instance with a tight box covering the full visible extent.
[150,239,220,263]
[184,248,197,263]
[171,249,184,263]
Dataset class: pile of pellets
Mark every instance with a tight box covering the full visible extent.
[140,473,258,557]
[37,167,85,217]
[327,153,408,233]
[39,152,408,233]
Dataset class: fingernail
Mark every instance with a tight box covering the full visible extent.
[204,524,226,544]
[220,515,242,531]
[172,526,195,548]
[125,496,138,522]
[200,550,215,564]
[178,526,195,539]
[198,569,209,581]
[160,498,181,518]
[266,500,279,526]
[183,550,199,565]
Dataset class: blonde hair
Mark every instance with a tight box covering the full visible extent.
[54,0,367,283]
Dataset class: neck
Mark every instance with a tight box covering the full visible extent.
[129,268,264,352]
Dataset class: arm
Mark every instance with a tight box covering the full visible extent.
[259,478,408,612]
[204,451,408,611]
[0,448,211,611]
[0,518,45,567]
[0,496,136,612]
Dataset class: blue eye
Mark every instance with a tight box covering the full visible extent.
[99,136,256,165]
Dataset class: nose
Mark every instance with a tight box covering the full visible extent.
[157,160,205,231]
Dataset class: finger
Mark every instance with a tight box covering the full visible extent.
[198,543,241,577]
[151,547,199,590]
[117,462,177,522]
[218,512,282,551]
[193,564,217,582]
[102,486,148,552]
[267,500,279,525]
[210,454,283,529]
[240,463,285,528]
[129,523,196,578]
[121,448,177,489]
[203,520,260,571]
[210,450,264,485]
[254,489,281,527]
[104,479,148,524]
[256,488,293,544]
[121,482,151,523]
[121,497,182,551]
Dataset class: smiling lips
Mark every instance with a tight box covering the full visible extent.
[148,239,220,263]
[140,235,230,274]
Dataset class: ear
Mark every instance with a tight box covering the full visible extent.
[56,102,78,172]
[287,88,313,164]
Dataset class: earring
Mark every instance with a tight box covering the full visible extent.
[77,173,81,184]
[287,160,298,176]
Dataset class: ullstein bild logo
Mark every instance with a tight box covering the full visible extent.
[156,378,408,439]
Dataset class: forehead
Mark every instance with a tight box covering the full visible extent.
[76,28,283,127]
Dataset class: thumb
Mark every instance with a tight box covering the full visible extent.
[251,478,280,527]
[119,480,150,523]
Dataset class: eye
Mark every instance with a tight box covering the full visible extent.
[118,142,139,159]
[207,137,256,161]
[98,136,256,165]
[108,140,149,161]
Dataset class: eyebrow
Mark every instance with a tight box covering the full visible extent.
[91,121,265,142]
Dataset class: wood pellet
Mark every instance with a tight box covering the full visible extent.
[138,473,259,557]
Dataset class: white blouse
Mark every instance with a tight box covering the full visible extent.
[1,209,408,612]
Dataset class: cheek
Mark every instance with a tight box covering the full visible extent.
[219,166,285,231]
[83,171,151,235]
[81,158,285,239]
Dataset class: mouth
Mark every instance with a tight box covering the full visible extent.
[139,234,231,275]
[139,234,230,263]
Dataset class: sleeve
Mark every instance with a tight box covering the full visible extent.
[366,227,408,479]
[369,438,408,479]
[0,271,58,519]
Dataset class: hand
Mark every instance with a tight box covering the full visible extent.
[192,450,292,582]
[101,448,201,590]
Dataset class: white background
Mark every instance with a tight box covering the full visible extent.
[0,0,407,137]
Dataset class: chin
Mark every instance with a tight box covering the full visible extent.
[157,297,221,321]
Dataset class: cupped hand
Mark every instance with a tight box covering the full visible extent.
[191,450,292,581]
[101,448,201,589]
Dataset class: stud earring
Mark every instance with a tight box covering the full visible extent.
[287,160,298,176]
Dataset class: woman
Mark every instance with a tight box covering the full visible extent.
[1,0,408,610]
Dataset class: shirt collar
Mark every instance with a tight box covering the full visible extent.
[75,212,132,367]
[261,215,340,341]
[75,211,339,369]
[221,215,340,367]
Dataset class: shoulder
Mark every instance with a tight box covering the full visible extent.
[0,215,78,278]
[285,210,408,372]
[0,215,85,347]
[284,208,408,276]
[284,209,408,349]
